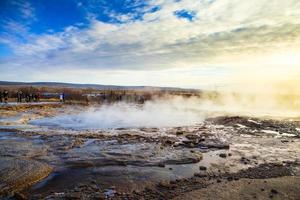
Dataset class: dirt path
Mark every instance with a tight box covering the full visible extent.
[173,176,300,200]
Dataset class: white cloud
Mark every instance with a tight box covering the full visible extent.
[1,0,300,88]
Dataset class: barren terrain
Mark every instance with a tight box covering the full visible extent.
[0,102,299,199]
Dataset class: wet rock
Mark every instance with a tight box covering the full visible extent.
[176,131,184,135]
[241,157,251,164]
[161,137,178,146]
[271,189,278,194]
[210,116,300,137]
[182,140,193,145]
[233,163,292,179]
[194,173,206,178]
[163,139,175,146]
[185,134,199,140]
[189,143,195,148]
[158,163,165,168]
[200,142,230,149]
[219,153,227,158]
[104,187,116,198]
[68,192,81,198]
[281,140,289,143]
[13,192,27,200]
[0,157,52,197]
[89,184,99,190]
[158,181,174,189]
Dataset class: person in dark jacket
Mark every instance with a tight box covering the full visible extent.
[0,91,3,103]
[17,91,23,103]
[25,93,30,103]
[3,90,8,103]
[36,93,40,102]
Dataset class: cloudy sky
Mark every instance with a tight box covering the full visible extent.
[0,0,300,89]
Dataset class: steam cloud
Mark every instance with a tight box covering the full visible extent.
[31,70,300,130]
[31,97,206,129]
[31,88,300,130]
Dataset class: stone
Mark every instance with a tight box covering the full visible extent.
[0,157,52,197]
[219,153,227,158]
[271,189,278,194]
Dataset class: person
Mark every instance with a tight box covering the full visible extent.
[60,93,65,102]
[34,93,38,102]
[29,93,33,102]
[25,93,30,103]
[33,94,37,102]
[3,90,8,103]
[36,93,40,102]
[0,91,3,103]
[17,91,23,103]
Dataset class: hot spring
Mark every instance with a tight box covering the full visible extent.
[29,100,205,130]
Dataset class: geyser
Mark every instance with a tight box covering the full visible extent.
[30,97,205,129]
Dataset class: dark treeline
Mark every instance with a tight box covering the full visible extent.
[0,85,201,104]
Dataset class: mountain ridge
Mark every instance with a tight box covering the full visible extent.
[0,81,198,91]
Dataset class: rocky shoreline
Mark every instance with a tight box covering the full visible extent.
[0,104,299,199]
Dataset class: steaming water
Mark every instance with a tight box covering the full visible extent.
[30,101,204,129]
[29,94,300,130]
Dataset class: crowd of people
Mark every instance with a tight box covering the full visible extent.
[0,90,41,103]
[0,90,9,103]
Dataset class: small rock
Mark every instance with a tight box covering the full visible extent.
[176,131,184,135]
[164,140,174,145]
[158,181,171,188]
[271,189,278,194]
[90,184,98,190]
[14,193,27,200]
[199,166,207,171]
[194,173,206,178]
[219,153,227,158]
[186,134,199,140]
[158,163,165,168]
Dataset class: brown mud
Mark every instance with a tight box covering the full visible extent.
[0,104,299,199]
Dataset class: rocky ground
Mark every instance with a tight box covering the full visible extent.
[0,103,299,199]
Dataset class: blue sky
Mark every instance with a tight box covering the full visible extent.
[0,0,300,89]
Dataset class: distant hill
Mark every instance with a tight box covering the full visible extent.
[0,81,198,92]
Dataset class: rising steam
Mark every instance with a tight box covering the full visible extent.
[30,67,300,130]
[31,87,300,130]
[30,97,206,129]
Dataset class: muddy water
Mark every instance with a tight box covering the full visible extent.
[0,127,232,197]
[1,105,300,198]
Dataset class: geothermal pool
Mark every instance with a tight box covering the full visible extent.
[1,103,300,199]
[29,103,205,129]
